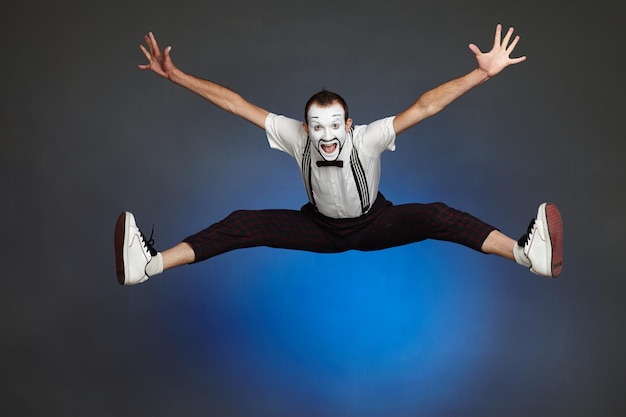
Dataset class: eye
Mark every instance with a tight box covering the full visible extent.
[332,123,341,129]
[313,125,322,131]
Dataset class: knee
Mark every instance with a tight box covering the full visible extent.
[222,210,250,224]
[428,202,453,220]
[423,202,466,231]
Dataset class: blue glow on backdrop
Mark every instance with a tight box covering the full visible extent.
[159,244,497,415]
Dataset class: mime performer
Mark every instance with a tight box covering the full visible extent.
[115,24,563,286]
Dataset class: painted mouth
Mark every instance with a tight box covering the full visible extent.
[318,138,341,160]
[321,143,337,154]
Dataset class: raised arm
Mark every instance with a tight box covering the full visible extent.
[393,24,526,135]
[139,32,270,129]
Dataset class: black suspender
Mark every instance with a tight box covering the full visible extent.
[349,145,370,214]
[302,138,314,207]
[301,135,370,215]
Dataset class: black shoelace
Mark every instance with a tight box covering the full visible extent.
[518,219,535,247]
[141,225,158,256]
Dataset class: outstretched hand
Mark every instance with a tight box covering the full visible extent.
[469,24,526,77]
[138,32,176,79]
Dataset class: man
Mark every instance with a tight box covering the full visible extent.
[115,25,563,286]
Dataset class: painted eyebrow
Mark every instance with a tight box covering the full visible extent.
[310,114,343,119]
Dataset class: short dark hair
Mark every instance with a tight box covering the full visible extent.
[304,89,349,122]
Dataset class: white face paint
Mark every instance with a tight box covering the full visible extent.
[306,103,350,161]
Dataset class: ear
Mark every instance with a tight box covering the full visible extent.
[345,118,353,131]
[302,121,309,135]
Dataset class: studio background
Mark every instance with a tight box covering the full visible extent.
[2,0,624,416]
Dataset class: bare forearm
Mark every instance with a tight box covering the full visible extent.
[417,68,489,115]
[394,68,489,134]
[167,68,269,128]
[169,68,244,113]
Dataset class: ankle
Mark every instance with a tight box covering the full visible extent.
[145,252,164,277]
[513,244,531,268]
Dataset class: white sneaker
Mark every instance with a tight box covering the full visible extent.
[518,202,563,277]
[114,212,156,285]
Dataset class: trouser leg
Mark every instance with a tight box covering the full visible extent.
[182,208,347,263]
[348,201,497,252]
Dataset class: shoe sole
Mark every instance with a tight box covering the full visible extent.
[544,203,563,277]
[114,212,128,285]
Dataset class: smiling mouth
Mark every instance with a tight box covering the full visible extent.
[322,143,337,154]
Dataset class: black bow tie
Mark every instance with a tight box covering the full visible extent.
[316,160,344,167]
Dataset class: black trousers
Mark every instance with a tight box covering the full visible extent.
[183,193,496,263]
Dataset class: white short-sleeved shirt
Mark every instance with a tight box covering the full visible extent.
[265,113,397,219]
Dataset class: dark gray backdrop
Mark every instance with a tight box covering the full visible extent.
[3,0,624,416]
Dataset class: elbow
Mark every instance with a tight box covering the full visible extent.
[226,94,247,115]
[417,100,443,118]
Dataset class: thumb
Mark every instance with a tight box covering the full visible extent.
[468,43,481,55]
